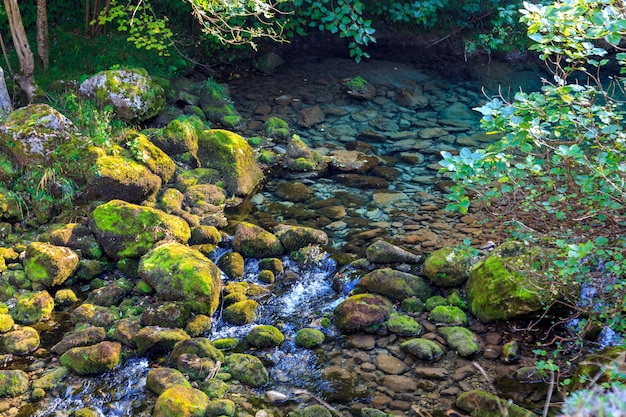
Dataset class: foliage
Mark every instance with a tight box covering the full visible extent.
[561,386,626,417]
[346,76,368,93]
[440,0,626,341]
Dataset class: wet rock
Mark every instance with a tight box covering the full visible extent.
[0,313,14,332]
[138,242,222,315]
[400,297,425,313]
[232,222,284,258]
[334,293,394,333]
[455,389,534,417]
[275,182,313,202]
[366,240,422,264]
[147,367,192,395]
[0,370,29,398]
[136,327,190,356]
[149,116,203,161]
[274,224,328,251]
[425,295,448,311]
[224,300,259,325]
[51,326,106,355]
[185,314,212,337]
[247,325,285,348]
[86,281,127,306]
[282,135,326,175]
[288,404,331,417]
[419,127,448,139]
[225,353,269,387]
[44,223,103,259]
[153,385,208,417]
[32,366,68,391]
[387,312,421,336]
[347,334,376,350]
[60,341,122,375]
[438,326,481,358]
[189,225,222,245]
[440,102,475,121]
[2,326,40,354]
[23,242,79,290]
[422,246,471,287]
[355,268,432,302]
[335,173,389,189]
[413,367,449,379]
[502,340,520,364]
[217,251,245,280]
[89,200,191,260]
[205,398,235,417]
[170,338,224,367]
[298,105,325,127]
[378,374,415,393]
[54,288,78,305]
[13,290,54,324]
[113,317,140,348]
[183,184,226,213]
[141,302,191,328]
[265,390,289,404]
[400,338,444,361]
[357,129,387,142]
[429,305,468,326]
[258,270,275,284]
[71,303,117,328]
[321,365,367,402]
[200,378,230,399]
[375,354,408,375]
[177,353,217,381]
[328,150,378,173]
[295,328,325,349]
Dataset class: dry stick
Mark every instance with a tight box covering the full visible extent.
[542,369,555,417]
[308,391,345,417]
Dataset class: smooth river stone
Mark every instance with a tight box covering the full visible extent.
[375,354,408,375]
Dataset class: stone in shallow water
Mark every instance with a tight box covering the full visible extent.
[400,338,444,361]
[366,240,421,264]
[375,354,408,375]
[3,326,40,355]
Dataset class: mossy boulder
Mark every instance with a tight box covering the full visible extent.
[112,317,140,348]
[365,240,422,264]
[78,68,165,122]
[333,293,395,333]
[216,251,245,280]
[0,370,29,397]
[70,303,117,328]
[295,328,325,349]
[24,241,79,289]
[44,223,103,259]
[138,242,221,315]
[224,353,269,387]
[282,135,326,174]
[86,281,128,307]
[198,80,242,128]
[2,326,40,354]
[247,325,285,348]
[224,299,259,325]
[13,290,54,324]
[232,222,284,258]
[196,129,264,196]
[153,385,209,417]
[51,326,107,355]
[140,302,191,329]
[147,367,192,395]
[131,132,176,183]
[205,398,236,417]
[87,154,162,203]
[184,314,212,337]
[199,378,230,399]
[89,200,191,260]
[455,389,535,417]
[423,246,471,287]
[189,225,222,245]
[425,295,447,311]
[170,338,224,366]
[288,405,332,417]
[466,255,557,323]
[438,326,481,358]
[32,366,68,391]
[273,224,328,251]
[429,305,468,326]
[136,326,190,356]
[400,338,444,361]
[148,115,204,161]
[60,341,122,375]
[387,312,422,336]
[355,268,433,301]
[264,117,290,139]
[0,313,14,332]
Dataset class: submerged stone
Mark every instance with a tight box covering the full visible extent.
[334,293,395,333]
[365,240,422,264]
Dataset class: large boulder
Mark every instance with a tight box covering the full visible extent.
[13,290,54,324]
[138,242,222,315]
[224,353,269,387]
[423,246,471,287]
[44,223,103,259]
[147,367,192,395]
[153,385,208,417]
[147,115,204,161]
[355,268,433,301]
[2,326,40,354]
[0,370,29,397]
[136,326,190,356]
[89,200,191,260]
[196,129,264,196]
[78,68,165,122]
[60,341,122,375]
[131,132,176,184]
[232,222,284,258]
[333,293,395,333]
[23,241,79,289]
[365,240,422,264]
[273,224,328,252]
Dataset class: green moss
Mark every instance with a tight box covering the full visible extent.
[0,370,29,397]
[212,338,239,350]
[295,328,325,349]
[246,325,285,348]
[0,313,15,332]
[224,300,259,325]
[429,305,467,325]
[346,76,368,93]
[387,312,421,336]
[264,117,290,139]
[400,338,444,361]
[224,353,269,387]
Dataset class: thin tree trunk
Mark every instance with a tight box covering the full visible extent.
[85,0,90,33]
[3,0,37,103]
[0,66,13,117]
[37,0,49,70]
[91,0,100,36]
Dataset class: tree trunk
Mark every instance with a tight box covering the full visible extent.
[0,66,13,116]
[36,0,49,69]
[3,0,37,103]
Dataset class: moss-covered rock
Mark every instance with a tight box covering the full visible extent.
[466,254,557,323]
[130,132,176,183]
[365,240,422,264]
[153,385,209,417]
[216,251,245,280]
[258,269,275,284]
[2,326,40,354]
[205,398,236,417]
[198,80,242,128]
[213,338,239,350]
[89,199,190,260]
[170,338,224,366]
[295,328,325,349]
[401,296,424,313]
[438,326,481,358]
[425,295,447,311]
[570,346,626,391]
[0,312,14,332]
[184,314,212,337]
[247,325,285,348]
[147,115,204,161]
[78,68,165,122]
[0,370,29,397]
[333,293,395,333]
[189,225,222,245]
[288,404,332,417]
[199,379,230,399]
[455,389,535,417]
[112,317,140,348]
[136,326,190,356]
[51,326,106,355]
[138,242,221,315]
[355,268,433,302]
[24,241,79,289]
[273,224,328,252]
[232,222,284,258]
[224,353,269,387]
[196,129,264,196]
[13,290,54,324]
[429,305,467,325]
[264,117,290,139]
[60,341,122,375]
[400,338,444,361]
[422,246,471,287]
[140,302,191,329]
[45,223,103,259]
[146,367,192,395]
[32,366,68,391]
[70,303,117,328]
[224,300,259,325]
[54,288,79,305]
[282,135,326,174]
[387,312,422,336]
